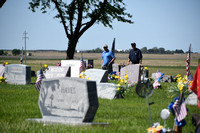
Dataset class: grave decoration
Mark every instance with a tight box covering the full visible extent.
[167,74,191,132]
[108,71,134,98]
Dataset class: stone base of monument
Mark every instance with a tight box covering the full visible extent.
[27,117,109,126]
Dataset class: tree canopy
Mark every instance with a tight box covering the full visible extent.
[29,0,133,59]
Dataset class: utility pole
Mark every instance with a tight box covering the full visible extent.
[22,31,28,63]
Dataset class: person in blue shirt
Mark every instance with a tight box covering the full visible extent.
[128,42,143,65]
[102,44,116,74]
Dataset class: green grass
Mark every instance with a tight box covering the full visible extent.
[0,81,198,133]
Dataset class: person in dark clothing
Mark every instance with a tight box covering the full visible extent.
[128,42,143,65]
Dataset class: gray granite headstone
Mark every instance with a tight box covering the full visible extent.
[0,64,5,77]
[82,69,108,83]
[44,66,70,79]
[4,64,31,84]
[96,83,117,99]
[186,92,198,105]
[120,64,141,83]
[34,77,99,124]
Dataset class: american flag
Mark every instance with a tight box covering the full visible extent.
[173,94,187,122]
[35,68,45,91]
[186,44,193,86]
[80,56,86,73]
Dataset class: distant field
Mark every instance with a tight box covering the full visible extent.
[1,52,199,76]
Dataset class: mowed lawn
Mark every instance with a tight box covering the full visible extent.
[0,53,200,133]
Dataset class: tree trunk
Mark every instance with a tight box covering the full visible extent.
[66,37,78,59]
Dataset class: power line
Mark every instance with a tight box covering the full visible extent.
[22,31,29,63]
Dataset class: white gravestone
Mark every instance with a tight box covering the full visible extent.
[82,69,108,83]
[120,64,141,83]
[0,64,5,77]
[96,83,117,99]
[4,64,31,84]
[29,77,99,124]
[186,92,198,105]
[61,60,81,77]
[44,66,70,79]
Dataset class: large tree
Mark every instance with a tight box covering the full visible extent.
[29,0,133,59]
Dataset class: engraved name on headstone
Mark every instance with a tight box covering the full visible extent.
[4,64,31,84]
[38,77,99,123]
[44,66,70,79]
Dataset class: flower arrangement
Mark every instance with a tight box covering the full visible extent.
[43,64,48,71]
[168,74,192,99]
[108,71,134,98]
[0,76,6,83]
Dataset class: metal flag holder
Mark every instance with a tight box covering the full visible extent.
[136,66,154,126]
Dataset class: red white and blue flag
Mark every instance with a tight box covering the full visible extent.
[80,56,86,73]
[35,68,45,91]
[173,94,187,122]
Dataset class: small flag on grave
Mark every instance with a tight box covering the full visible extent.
[80,56,86,73]
[35,68,45,91]
[173,93,187,122]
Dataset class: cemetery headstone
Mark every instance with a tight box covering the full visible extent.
[0,64,5,77]
[120,64,141,83]
[61,60,81,77]
[44,66,70,79]
[186,92,198,105]
[96,83,117,99]
[30,77,99,124]
[4,64,31,84]
[112,64,121,74]
[82,69,108,83]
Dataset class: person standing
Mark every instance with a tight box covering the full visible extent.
[128,42,143,65]
[102,44,116,74]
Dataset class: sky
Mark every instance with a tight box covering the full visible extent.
[0,0,200,53]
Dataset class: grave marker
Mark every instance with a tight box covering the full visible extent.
[120,64,141,83]
[4,64,31,84]
[61,60,81,77]
[82,69,108,83]
[0,64,5,77]
[29,77,99,124]
[44,66,70,79]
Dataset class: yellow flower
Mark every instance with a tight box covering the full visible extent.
[144,67,148,70]
[125,70,128,73]
[87,77,90,80]
[43,64,48,68]
[176,77,182,83]
[5,62,8,65]
[83,70,86,73]
[79,74,82,78]
[178,83,184,92]
[117,87,120,91]
[0,76,3,80]
[176,74,181,78]
[115,75,119,79]
[182,77,187,84]
[124,74,128,80]
[117,84,121,87]
[120,79,124,83]
[111,74,115,78]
